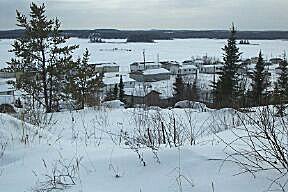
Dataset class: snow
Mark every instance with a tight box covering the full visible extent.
[142,68,170,75]
[103,74,135,85]
[200,64,224,68]
[101,100,125,108]
[175,100,209,111]
[0,107,285,192]
[91,62,118,67]
[179,65,197,69]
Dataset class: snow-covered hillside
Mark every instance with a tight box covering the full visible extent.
[0,107,285,192]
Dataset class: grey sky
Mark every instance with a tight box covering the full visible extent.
[0,0,287,30]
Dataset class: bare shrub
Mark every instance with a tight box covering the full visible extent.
[220,106,288,191]
[0,141,7,160]
[20,96,56,129]
[32,157,82,192]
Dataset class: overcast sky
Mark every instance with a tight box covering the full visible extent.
[0,0,287,30]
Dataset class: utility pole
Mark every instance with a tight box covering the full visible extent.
[143,49,146,70]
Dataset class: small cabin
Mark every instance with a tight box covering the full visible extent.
[199,64,224,74]
[130,62,160,72]
[125,90,173,108]
[89,62,120,73]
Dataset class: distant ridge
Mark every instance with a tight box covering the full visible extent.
[1,29,288,40]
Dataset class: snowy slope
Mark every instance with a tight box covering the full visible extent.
[0,107,285,192]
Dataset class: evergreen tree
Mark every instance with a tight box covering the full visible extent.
[185,83,192,100]
[119,75,125,102]
[105,86,116,101]
[173,74,184,102]
[113,83,119,99]
[250,51,270,106]
[72,49,103,108]
[8,3,78,112]
[105,85,118,101]
[211,23,242,108]
[274,56,288,116]
[190,79,200,101]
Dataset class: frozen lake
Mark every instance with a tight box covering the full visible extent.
[0,38,287,71]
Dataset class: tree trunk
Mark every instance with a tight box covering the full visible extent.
[41,46,49,113]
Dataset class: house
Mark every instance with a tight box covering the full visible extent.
[103,73,136,91]
[16,71,40,84]
[130,62,160,72]
[270,58,283,65]
[177,65,197,75]
[125,90,173,108]
[199,64,224,74]
[250,57,259,64]
[0,83,15,105]
[192,59,205,67]
[182,60,195,65]
[160,61,180,75]
[0,72,16,79]
[244,63,272,76]
[129,68,171,82]
[88,62,120,73]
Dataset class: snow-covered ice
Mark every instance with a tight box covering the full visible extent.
[1,38,288,71]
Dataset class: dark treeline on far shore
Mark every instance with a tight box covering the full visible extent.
[1,29,288,40]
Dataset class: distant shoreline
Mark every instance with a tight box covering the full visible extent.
[1,29,288,40]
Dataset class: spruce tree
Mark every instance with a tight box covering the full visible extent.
[105,87,116,101]
[173,74,184,102]
[211,23,242,108]
[250,51,270,106]
[190,79,200,101]
[72,49,104,108]
[113,83,119,100]
[8,3,79,112]
[119,75,125,102]
[275,56,288,116]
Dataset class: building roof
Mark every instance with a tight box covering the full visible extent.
[200,64,224,68]
[160,61,180,65]
[103,74,135,85]
[131,62,159,66]
[89,62,119,67]
[142,68,170,75]
[179,65,197,69]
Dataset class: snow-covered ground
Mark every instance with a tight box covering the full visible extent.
[1,38,288,71]
[0,106,285,192]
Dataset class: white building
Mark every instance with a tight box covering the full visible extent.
[160,61,181,75]
[178,65,197,75]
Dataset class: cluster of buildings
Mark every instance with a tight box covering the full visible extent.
[0,55,285,108]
